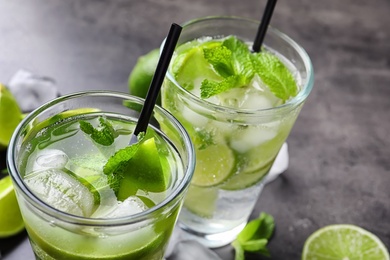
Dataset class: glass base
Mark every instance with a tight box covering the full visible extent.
[179,221,247,248]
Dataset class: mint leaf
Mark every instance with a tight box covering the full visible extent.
[251,52,298,101]
[203,45,235,78]
[102,133,145,193]
[241,239,268,252]
[232,241,245,260]
[232,212,275,259]
[222,36,255,80]
[195,129,216,150]
[79,117,118,146]
[201,75,246,99]
[103,144,140,192]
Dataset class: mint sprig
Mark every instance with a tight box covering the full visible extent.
[102,132,145,193]
[251,52,298,100]
[79,117,118,146]
[232,212,275,260]
[199,36,298,102]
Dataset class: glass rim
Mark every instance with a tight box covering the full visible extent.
[7,90,195,226]
[164,15,315,116]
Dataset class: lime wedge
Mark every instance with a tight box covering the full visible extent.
[128,49,160,101]
[0,175,24,238]
[0,83,23,149]
[117,137,169,201]
[192,143,235,187]
[172,42,222,90]
[302,224,390,260]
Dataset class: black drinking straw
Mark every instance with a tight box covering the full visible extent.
[130,23,182,144]
[252,0,278,52]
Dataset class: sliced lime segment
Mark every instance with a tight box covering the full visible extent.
[183,185,218,218]
[0,175,24,238]
[172,42,222,90]
[0,83,23,149]
[192,143,235,187]
[117,137,169,201]
[220,161,272,191]
[24,107,100,142]
[302,224,390,260]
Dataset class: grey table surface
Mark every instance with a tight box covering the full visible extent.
[0,0,389,259]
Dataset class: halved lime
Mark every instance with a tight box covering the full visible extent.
[0,175,24,238]
[117,137,169,201]
[192,143,235,187]
[302,224,390,260]
[0,83,23,149]
[128,48,160,101]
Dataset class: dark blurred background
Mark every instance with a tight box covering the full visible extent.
[1,0,389,259]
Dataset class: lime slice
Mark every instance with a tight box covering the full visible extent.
[183,185,218,218]
[0,83,23,149]
[0,175,24,238]
[220,160,273,191]
[302,224,390,260]
[172,42,222,90]
[117,137,169,201]
[24,107,100,142]
[128,49,160,101]
[192,143,235,187]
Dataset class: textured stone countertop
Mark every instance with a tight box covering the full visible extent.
[0,0,389,259]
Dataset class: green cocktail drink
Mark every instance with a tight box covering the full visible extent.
[162,17,314,247]
[7,92,195,259]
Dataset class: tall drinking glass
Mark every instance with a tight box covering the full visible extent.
[7,91,195,259]
[161,16,314,247]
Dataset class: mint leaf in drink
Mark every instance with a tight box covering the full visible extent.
[203,45,235,78]
[79,117,118,146]
[232,212,275,259]
[197,36,298,102]
[201,75,246,99]
[103,142,141,193]
[251,52,298,101]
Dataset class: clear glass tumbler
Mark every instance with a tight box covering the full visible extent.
[7,91,195,259]
[161,16,314,248]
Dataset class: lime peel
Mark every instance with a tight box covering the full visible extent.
[0,175,25,238]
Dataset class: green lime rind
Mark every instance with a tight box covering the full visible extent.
[24,108,100,141]
[220,160,273,191]
[116,137,169,201]
[0,175,25,238]
[0,84,23,149]
[302,224,390,260]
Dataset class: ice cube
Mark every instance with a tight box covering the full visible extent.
[24,169,95,217]
[230,126,277,153]
[181,105,209,128]
[32,149,69,172]
[103,196,148,218]
[7,70,59,112]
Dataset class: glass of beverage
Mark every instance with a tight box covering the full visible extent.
[161,16,314,247]
[7,91,195,259]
